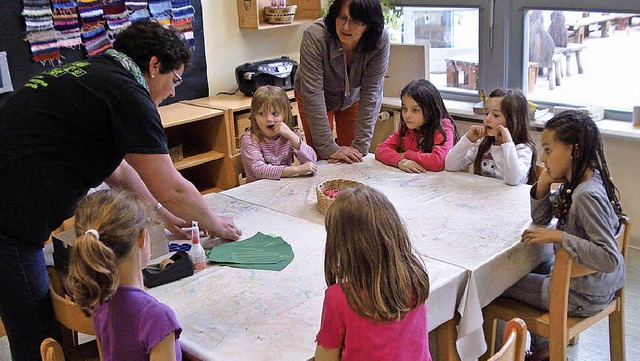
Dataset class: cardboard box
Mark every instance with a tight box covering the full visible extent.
[53,221,169,275]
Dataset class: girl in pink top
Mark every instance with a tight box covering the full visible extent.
[66,189,182,360]
[314,185,432,361]
[241,85,318,183]
[375,79,458,172]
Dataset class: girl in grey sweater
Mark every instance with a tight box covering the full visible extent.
[507,110,625,360]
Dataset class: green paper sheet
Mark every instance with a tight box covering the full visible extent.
[208,232,294,271]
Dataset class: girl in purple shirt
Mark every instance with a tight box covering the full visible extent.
[314,185,432,361]
[240,85,318,183]
[66,189,182,360]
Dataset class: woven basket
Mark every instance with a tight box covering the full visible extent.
[264,5,297,24]
[316,179,362,215]
[169,144,183,162]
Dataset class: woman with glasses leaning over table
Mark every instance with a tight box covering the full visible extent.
[0,20,241,361]
[294,0,390,163]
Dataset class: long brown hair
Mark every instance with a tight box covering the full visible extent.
[473,88,538,184]
[249,85,295,142]
[324,185,430,321]
[65,189,156,316]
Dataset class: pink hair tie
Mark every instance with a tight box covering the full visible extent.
[85,229,100,240]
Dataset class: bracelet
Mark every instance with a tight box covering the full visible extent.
[155,202,163,211]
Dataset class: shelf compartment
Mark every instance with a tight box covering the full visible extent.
[173,150,225,171]
[178,161,225,194]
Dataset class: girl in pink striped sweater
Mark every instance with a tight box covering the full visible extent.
[241,85,318,183]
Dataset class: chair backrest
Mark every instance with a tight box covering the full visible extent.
[489,318,528,361]
[49,284,95,336]
[548,216,631,348]
[40,338,65,361]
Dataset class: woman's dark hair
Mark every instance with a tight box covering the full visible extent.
[325,0,385,52]
[546,110,624,224]
[399,79,459,152]
[473,88,539,184]
[113,20,191,74]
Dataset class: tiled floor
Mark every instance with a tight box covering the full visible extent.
[1,248,638,360]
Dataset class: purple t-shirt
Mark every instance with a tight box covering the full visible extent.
[316,284,432,361]
[92,286,182,360]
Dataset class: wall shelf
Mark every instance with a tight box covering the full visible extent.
[157,103,237,193]
[237,0,321,30]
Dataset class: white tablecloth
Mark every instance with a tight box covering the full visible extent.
[223,156,553,360]
[148,193,468,361]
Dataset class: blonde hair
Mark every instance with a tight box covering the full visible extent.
[65,189,156,316]
[324,185,430,321]
[249,85,295,142]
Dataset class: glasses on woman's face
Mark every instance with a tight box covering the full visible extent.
[171,70,183,87]
[336,14,365,27]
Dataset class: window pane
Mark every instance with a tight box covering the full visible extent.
[394,7,479,93]
[526,10,640,112]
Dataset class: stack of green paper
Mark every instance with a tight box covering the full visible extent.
[207,232,295,271]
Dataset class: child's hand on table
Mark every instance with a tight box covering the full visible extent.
[398,159,426,173]
[521,227,563,245]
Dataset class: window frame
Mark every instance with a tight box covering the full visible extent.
[394,0,640,120]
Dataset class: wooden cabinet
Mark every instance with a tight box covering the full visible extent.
[237,0,321,29]
[158,103,237,194]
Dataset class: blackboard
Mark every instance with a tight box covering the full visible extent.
[0,1,208,108]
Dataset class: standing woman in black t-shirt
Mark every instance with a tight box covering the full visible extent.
[0,21,241,360]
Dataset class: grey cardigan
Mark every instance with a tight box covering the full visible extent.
[294,18,390,159]
[530,171,625,297]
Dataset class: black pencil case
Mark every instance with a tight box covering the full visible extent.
[143,251,194,288]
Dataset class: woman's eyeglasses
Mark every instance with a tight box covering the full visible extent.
[336,14,365,27]
[172,70,183,87]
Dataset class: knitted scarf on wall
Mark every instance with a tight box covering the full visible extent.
[171,0,195,48]
[104,0,130,39]
[126,0,150,21]
[51,0,81,48]
[148,0,172,26]
[77,0,111,56]
[23,0,61,62]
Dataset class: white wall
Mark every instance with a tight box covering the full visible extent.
[201,2,314,95]
[456,120,640,248]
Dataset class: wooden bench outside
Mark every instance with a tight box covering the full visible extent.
[445,53,479,90]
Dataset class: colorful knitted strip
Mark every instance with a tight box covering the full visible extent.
[77,0,111,55]
[149,0,172,25]
[52,0,81,48]
[171,0,195,48]
[23,0,61,62]
[104,0,130,38]
[77,0,104,24]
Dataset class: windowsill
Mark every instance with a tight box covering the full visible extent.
[381,97,640,143]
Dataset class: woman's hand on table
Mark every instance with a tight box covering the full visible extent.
[208,215,242,241]
[159,207,190,238]
[521,228,563,245]
[397,159,426,173]
[328,146,363,164]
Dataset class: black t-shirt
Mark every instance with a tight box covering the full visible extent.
[0,55,168,246]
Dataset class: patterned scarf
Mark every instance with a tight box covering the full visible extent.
[104,48,148,91]
[23,0,61,62]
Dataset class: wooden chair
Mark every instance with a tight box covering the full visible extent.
[482,216,631,361]
[48,268,101,360]
[40,338,65,361]
[488,318,528,361]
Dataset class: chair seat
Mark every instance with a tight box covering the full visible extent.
[484,296,620,341]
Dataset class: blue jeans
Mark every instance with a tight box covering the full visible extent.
[0,237,60,361]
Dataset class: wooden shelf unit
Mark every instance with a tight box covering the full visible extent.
[158,103,237,194]
[182,90,300,155]
[237,0,321,29]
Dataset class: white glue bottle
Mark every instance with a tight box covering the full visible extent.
[188,221,207,270]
